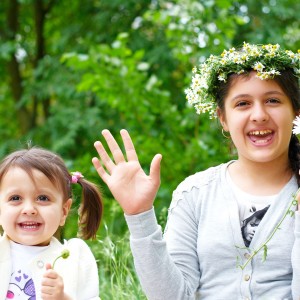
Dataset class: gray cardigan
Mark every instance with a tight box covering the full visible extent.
[125,162,300,300]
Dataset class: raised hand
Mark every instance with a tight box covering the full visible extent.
[92,129,162,215]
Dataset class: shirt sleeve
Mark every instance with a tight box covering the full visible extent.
[125,188,200,300]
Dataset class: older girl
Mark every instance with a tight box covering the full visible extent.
[93,43,300,299]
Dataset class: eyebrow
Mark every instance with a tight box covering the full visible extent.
[231,91,285,102]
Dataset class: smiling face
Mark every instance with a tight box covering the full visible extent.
[0,167,72,246]
[218,71,296,165]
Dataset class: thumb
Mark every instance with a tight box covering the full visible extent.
[149,154,162,187]
[45,263,52,271]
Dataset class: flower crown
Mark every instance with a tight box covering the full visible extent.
[185,42,300,118]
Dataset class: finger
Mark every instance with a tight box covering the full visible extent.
[43,270,58,280]
[41,286,53,296]
[93,140,115,173]
[149,154,162,187]
[120,129,139,161]
[41,285,57,296]
[45,263,52,271]
[102,129,126,164]
[42,278,55,287]
[92,155,110,184]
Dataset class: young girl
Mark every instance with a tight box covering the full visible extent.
[92,43,300,299]
[0,147,103,299]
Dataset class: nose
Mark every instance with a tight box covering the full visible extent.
[22,201,37,215]
[250,103,269,122]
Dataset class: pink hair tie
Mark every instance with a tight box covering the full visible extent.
[71,171,84,184]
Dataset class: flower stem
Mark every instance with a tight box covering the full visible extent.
[52,255,62,269]
[52,249,70,269]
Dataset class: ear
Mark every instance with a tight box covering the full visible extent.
[60,198,72,226]
[217,107,229,131]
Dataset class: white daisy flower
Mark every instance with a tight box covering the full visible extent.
[292,116,300,135]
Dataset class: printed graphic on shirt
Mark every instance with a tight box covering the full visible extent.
[6,270,36,300]
[241,205,270,247]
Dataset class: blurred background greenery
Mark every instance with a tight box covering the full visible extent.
[1,0,299,298]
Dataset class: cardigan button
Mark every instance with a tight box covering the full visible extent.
[244,253,251,259]
[244,274,250,281]
[37,260,44,268]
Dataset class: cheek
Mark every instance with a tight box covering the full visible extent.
[0,205,8,219]
[220,109,239,132]
[227,123,243,139]
[226,112,246,131]
[0,207,13,227]
[277,114,293,135]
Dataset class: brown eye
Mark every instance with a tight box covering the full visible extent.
[37,195,50,202]
[236,101,248,107]
[9,195,21,202]
[267,98,280,104]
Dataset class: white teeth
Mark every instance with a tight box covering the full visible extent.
[20,222,39,228]
[249,130,272,136]
[254,139,269,144]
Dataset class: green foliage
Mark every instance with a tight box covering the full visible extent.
[61,32,234,212]
[91,227,147,299]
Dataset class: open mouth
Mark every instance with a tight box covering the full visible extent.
[248,130,274,144]
[18,222,42,230]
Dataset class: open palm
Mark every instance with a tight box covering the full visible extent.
[92,129,162,215]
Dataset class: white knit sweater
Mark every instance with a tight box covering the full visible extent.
[0,235,100,299]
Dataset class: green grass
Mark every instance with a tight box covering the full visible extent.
[65,198,169,299]
[91,224,147,300]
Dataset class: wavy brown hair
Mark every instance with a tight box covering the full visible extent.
[0,147,103,239]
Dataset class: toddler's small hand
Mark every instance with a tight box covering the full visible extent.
[41,263,65,300]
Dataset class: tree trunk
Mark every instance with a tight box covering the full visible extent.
[6,0,31,134]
